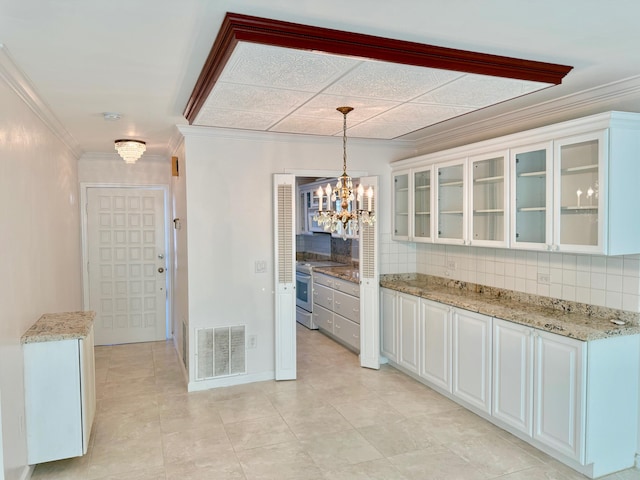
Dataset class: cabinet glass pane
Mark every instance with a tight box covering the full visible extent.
[394,173,409,237]
[559,140,598,246]
[472,156,504,241]
[414,169,431,239]
[515,149,547,244]
[438,164,464,240]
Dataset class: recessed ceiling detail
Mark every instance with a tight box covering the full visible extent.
[186,12,573,140]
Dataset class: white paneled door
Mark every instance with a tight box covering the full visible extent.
[86,187,167,345]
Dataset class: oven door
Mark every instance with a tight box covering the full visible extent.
[295,272,312,311]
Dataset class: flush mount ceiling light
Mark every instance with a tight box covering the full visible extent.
[114,139,146,164]
[314,107,375,239]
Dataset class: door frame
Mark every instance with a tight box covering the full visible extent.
[278,169,379,374]
[79,183,172,340]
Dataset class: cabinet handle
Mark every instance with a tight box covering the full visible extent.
[335,301,341,306]
[335,324,341,329]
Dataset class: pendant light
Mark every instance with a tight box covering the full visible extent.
[314,107,375,239]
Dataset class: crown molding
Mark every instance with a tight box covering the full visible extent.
[0,44,83,159]
[167,125,185,156]
[412,75,640,154]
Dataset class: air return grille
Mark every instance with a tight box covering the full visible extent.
[195,326,246,380]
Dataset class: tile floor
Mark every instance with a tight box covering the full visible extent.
[33,325,640,480]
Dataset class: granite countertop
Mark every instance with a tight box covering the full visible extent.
[314,265,360,284]
[380,274,640,342]
[21,311,96,344]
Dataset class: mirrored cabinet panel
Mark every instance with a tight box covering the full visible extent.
[511,143,552,249]
[556,134,602,251]
[470,152,508,246]
[413,166,432,241]
[436,161,466,244]
[393,171,410,240]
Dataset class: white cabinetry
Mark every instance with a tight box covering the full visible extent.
[313,273,360,351]
[419,299,452,392]
[398,293,420,374]
[23,326,96,464]
[533,330,585,462]
[452,308,492,414]
[380,287,398,363]
[393,111,640,255]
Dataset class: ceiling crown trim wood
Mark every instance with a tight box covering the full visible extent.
[184,12,573,124]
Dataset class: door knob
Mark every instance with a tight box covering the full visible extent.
[158,267,165,273]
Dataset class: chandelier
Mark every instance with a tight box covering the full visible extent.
[115,139,146,164]
[314,107,375,239]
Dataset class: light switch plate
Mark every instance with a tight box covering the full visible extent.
[255,260,267,273]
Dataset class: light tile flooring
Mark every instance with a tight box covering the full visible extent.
[33,325,639,480]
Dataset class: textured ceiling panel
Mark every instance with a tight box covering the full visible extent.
[220,42,359,91]
[193,41,556,139]
[415,74,549,107]
[325,62,465,101]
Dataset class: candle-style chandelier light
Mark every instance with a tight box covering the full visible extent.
[313,107,376,239]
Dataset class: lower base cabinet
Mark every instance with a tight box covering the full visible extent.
[381,289,640,478]
[313,273,360,352]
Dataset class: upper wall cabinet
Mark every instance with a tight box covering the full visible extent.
[392,170,410,241]
[392,111,640,255]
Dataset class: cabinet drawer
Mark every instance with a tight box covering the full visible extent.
[313,283,333,310]
[314,273,335,288]
[333,290,360,324]
[333,315,360,350]
[333,277,360,297]
[313,305,333,332]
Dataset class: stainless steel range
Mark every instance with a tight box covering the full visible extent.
[295,261,343,329]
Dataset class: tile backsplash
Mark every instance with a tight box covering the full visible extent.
[379,234,640,312]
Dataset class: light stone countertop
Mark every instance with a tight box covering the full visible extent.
[380,274,640,342]
[314,265,360,284]
[21,311,96,344]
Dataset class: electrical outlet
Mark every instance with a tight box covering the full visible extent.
[537,272,550,285]
[254,261,267,274]
[248,335,257,349]
[447,260,457,271]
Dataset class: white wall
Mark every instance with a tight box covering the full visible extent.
[78,152,171,185]
[0,76,82,479]
[180,127,412,388]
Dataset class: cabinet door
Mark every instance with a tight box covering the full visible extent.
[492,319,533,436]
[313,304,334,333]
[533,331,585,463]
[393,171,410,240]
[554,131,606,254]
[435,159,467,245]
[511,142,553,250]
[413,166,433,242]
[419,299,451,392]
[452,308,492,413]
[333,315,360,351]
[380,288,398,363]
[313,283,334,311]
[398,293,420,374]
[469,150,509,247]
[80,326,96,454]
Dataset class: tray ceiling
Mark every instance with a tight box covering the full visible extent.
[187,13,572,140]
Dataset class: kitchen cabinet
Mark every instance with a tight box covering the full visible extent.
[313,273,360,351]
[510,142,553,250]
[392,111,640,255]
[398,293,420,374]
[419,299,452,392]
[469,150,509,247]
[452,308,492,414]
[392,170,410,240]
[413,166,434,242]
[492,318,533,436]
[380,287,640,478]
[23,325,96,464]
[435,159,467,245]
[380,287,398,363]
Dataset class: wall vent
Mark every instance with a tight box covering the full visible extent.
[195,325,246,380]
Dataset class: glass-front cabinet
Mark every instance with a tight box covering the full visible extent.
[392,171,410,240]
[511,142,553,250]
[435,159,466,244]
[554,131,605,253]
[469,151,508,247]
[413,166,433,242]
